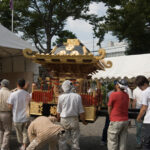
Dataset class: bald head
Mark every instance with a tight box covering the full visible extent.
[1,79,10,88]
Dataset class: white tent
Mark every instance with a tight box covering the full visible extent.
[92,54,150,80]
[0,24,39,90]
[0,24,37,57]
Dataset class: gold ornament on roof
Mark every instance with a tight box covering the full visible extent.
[23,39,112,78]
[66,44,74,51]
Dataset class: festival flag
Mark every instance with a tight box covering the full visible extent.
[10,0,13,10]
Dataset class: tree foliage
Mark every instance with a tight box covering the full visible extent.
[0,0,92,53]
[53,30,77,46]
[91,0,150,54]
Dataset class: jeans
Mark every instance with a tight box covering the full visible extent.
[101,115,110,142]
[135,120,142,145]
[142,124,150,150]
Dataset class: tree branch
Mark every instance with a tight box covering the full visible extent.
[34,33,46,52]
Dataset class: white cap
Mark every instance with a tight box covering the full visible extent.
[62,80,73,93]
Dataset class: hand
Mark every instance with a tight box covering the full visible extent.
[136,118,142,122]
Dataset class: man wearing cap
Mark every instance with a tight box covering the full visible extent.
[57,80,87,150]
[101,80,117,146]
[107,80,129,150]
[0,79,12,150]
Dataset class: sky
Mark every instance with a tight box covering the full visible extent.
[64,2,118,51]
[16,2,118,52]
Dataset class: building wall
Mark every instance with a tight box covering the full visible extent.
[106,51,125,58]
[105,41,127,58]
[0,55,40,90]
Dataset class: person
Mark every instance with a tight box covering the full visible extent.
[31,82,38,92]
[101,81,117,146]
[57,80,87,150]
[24,81,30,92]
[0,79,12,150]
[0,79,3,89]
[7,79,31,150]
[120,79,133,107]
[107,79,129,150]
[136,76,150,150]
[132,86,143,149]
[30,82,38,98]
[26,116,65,150]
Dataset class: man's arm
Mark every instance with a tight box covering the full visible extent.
[57,97,62,122]
[108,106,112,115]
[7,94,13,110]
[132,99,136,109]
[137,105,147,122]
[79,112,87,125]
[8,104,13,110]
[28,123,35,142]
[107,93,114,116]
[78,95,87,125]
[57,113,60,122]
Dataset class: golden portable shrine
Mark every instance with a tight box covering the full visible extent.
[23,39,113,122]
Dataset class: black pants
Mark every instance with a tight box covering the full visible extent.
[101,115,110,142]
[142,123,150,150]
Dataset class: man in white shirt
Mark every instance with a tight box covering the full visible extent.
[57,80,87,150]
[7,79,31,150]
[136,76,150,150]
[133,87,142,109]
[133,87,143,148]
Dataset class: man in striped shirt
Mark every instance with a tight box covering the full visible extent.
[26,116,64,150]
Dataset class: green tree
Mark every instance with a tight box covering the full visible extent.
[53,30,77,46]
[0,0,29,31]
[0,0,92,53]
[91,0,150,54]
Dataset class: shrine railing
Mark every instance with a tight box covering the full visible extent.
[32,90,53,103]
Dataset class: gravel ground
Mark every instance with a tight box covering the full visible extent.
[10,117,136,150]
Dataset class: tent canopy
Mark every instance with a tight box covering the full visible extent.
[92,54,150,80]
[0,24,37,57]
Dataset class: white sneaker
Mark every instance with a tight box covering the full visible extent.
[19,145,26,150]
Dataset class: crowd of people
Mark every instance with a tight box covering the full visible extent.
[0,78,87,150]
[101,76,150,150]
[0,75,150,150]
